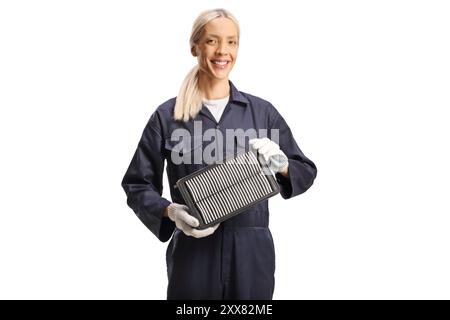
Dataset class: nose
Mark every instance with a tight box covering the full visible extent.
[216,42,227,55]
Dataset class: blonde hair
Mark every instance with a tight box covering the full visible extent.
[173,8,240,122]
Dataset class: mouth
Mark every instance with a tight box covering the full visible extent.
[210,59,231,70]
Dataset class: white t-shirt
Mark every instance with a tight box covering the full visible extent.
[202,95,230,123]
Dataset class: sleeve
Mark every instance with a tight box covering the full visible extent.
[269,105,317,199]
[121,111,175,242]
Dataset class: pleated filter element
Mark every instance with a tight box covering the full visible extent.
[176,149,280,229]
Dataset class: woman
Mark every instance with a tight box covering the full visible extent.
[121,8,317,300]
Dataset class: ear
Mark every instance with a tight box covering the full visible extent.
[191,46,197,57]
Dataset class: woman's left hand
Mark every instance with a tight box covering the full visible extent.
[249,137,289,175]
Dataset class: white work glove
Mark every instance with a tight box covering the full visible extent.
[167,203,220,238]
[249,137,289,174]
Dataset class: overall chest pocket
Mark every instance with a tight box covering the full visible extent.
[164,135,205,168]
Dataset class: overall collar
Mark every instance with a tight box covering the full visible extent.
[198,80,249,124]
[228,80,249,106]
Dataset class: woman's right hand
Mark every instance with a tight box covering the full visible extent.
[165,203,220,238]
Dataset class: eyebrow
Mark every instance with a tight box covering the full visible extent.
[206,34,238,39]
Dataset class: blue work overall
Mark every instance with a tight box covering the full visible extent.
[121,80,317,299]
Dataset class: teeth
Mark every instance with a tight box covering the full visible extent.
[213,61,228,65]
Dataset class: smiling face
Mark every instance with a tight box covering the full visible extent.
[192,17,239,81]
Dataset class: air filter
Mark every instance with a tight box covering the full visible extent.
[175,149,280,230]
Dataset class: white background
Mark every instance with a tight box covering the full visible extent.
[1,0,449,299]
